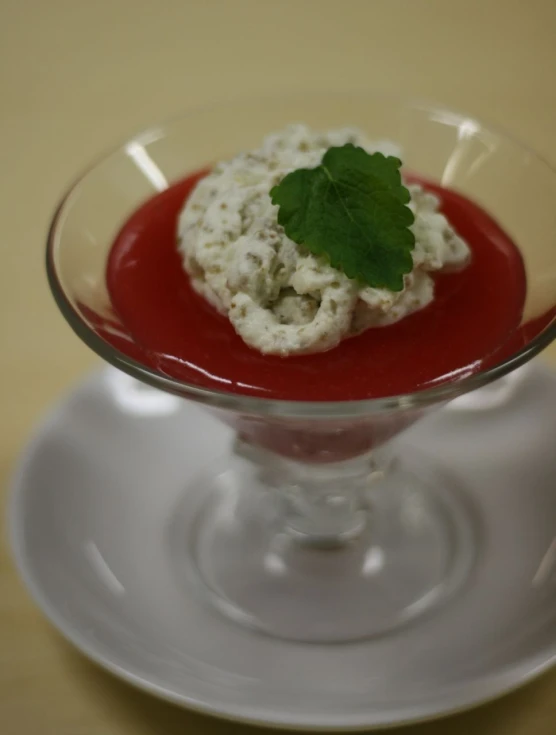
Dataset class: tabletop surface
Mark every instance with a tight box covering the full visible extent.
[1,1,556,733]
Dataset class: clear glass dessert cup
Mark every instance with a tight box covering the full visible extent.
[47,92,556,642]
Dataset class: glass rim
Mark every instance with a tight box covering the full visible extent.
[46,89,556,418]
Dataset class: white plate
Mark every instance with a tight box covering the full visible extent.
[9,365,556,730]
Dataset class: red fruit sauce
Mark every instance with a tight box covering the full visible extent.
[102,170,531,401]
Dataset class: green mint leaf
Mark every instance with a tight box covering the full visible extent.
[270,144,415,291]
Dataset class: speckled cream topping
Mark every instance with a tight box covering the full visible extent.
[177,125,470,356]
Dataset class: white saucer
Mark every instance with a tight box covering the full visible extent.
[9,365,556,730]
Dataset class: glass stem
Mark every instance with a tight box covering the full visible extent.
[234,437,380,549]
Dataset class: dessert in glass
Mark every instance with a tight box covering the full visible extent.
[47,92,556,643]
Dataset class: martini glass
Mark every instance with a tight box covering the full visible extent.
[47,92,556,642]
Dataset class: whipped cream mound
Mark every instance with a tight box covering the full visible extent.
[178,124,471,356]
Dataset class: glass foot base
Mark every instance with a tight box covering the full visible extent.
[173,450,477,643]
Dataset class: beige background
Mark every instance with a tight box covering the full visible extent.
[1,1,556,733]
